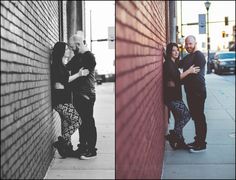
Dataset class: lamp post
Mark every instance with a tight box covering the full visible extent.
[205,1,211,74]
[90,10,92,52]
[180,0,184,59]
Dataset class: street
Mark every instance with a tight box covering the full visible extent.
[215,73,235,84]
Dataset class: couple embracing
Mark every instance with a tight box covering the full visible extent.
[51,34,97,160]
[164,35,207,153]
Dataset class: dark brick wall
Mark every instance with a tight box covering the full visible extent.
[116,1,169,179]
[1,1,63,179]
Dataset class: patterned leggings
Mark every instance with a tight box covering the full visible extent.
[54,103,82,145]
[168,100,191,138]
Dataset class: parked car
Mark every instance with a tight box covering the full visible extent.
[96,76,103,85]
[213,51,235,74]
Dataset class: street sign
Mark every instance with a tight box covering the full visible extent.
[199,14,206,34]
[108,26,115,49]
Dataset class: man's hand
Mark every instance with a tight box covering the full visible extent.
[78,67,89,77]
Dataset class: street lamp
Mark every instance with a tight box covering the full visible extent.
[180,0,184,59]
[205,0,211,74]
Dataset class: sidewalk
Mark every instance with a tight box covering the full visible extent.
[44,83,115,179]
[162,73,235,179]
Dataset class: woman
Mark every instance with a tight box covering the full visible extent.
[51,42,89,158]
[163,42,200,150]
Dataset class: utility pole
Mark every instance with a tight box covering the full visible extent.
[90,10,92,52]
[205,1,211,74]
[169,1,176,43]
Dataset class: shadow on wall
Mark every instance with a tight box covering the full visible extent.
[0,1,66,179]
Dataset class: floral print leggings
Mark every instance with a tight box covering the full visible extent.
[168,100,191,138]
[54,103,82,145]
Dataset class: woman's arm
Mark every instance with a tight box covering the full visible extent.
[68,67,89,83]
[180,65,200,80]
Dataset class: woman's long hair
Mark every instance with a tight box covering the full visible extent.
[52,42,66,67]
[165,42,180,64]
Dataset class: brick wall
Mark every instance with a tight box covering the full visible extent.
[1,1,62,179]
[116,1,169,179]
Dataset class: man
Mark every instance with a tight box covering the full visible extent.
[179,35,207,152]
[66,34,97,159]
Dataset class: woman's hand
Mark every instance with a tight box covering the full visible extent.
[187,65,200,74]
[78,67,89,77]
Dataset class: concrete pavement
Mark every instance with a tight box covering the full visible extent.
[162,73,235,179]
[44,83,115,179]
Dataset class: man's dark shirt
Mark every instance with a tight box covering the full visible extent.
[179,50,206,94]
[66,51,96,97]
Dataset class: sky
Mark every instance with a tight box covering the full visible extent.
[177,1,235,52]
[85,1,115,75]
[83,1,235,74]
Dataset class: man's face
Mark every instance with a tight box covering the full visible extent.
[71,41,85,53]
[185,37,196,53]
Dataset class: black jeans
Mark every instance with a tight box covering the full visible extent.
[74,93,97,152]
[186,90,207,145]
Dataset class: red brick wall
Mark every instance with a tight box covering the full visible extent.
[0,1,63,179]
[116,1,169,179]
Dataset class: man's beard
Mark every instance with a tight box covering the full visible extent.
[187,46,195,53]
[73,46,80,55]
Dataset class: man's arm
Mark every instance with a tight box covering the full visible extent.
[194,51,206,69]
[68,68,89,83]
[85,52,96,71]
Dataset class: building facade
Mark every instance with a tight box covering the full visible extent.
[0,1,84,179]
[116,1,170,179]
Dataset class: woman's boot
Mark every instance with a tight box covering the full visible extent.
[175,136,188,150]
[165,130,187,150]
[53,136,74,158]
[165,130,179,150]
[66,143,76,157]
[53,136,68,158]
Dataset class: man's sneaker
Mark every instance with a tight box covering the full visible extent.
[80,150,97,160]
[189,144,207,153]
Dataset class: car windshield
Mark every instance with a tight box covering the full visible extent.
[210,53,215,59]
[218,53,235,59]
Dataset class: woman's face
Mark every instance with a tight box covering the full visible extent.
[171,46,179,60]
[62,46,71,65]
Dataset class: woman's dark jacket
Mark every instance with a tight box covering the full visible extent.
[51,64,71,107]
[163,59,182,105]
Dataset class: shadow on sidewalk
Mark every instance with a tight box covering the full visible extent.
[162,74,235,179]
[44,83,115,179]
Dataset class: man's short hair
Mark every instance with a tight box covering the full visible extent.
[186,35,196,42]
[69,34,84,45]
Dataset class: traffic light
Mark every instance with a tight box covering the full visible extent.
[224,16,228,26]
[222,31,226,38]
